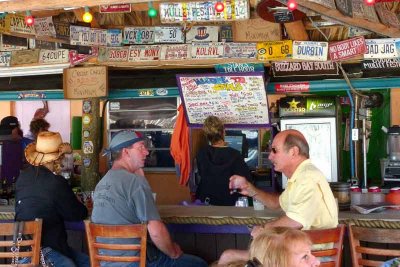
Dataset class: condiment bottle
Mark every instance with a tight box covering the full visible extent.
[368,186,385,204]
[385,187,400,206]
[350,186,362,205]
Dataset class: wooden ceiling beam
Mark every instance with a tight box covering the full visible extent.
[295,0,400,38]
[0,0,159,13]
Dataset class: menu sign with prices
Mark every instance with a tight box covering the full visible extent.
[257,40,292,61]
[364,39,398,59]
[176,73,269,127]
[98,47,129,62]
[160,0,249,23]
[191,42,224,58]
[34,17,56,37]
[107,29,123,47]
[272,61,339,77]
[39,49,69,64]
[185,26,219,43]
[123,27,155,44]
[154,26,184,43]
[328,36,366,61]
[0,51,11,67]
[293,41,328,61]
[223,43,257,58]
[100,4,131,13]
[160,44,190,60]
[70,25,91,46]
[6,14,35,35]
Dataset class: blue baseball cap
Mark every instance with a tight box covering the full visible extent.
[103,131,144,156]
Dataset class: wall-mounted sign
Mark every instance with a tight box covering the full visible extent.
[63,66,108,99]
[191,42,224,58]
[154,26,184,43]
[0,51,11,67]
[107,29,123,47]
[69,47,98,66]
[139,45,161,60]
[98,47,129,62]
[123,27,155,44]
[223,43,257,58]
[215,62,264,73]
[34,17,56,37]
[185,26,219,43]
[160,0,249,23]
[100,4,131,13]
[220,25,233,42]
[160,44,190,60]
[272,61,338,77]
[10,49,40,66]
[275,82,310,93]
[138,89,155,97]
[39,49,69,64]
[177,73,269,127]
[6,14,35,35]
[293,41,328,61]
[54,21,70,40]
[364,39,398,59]
[70,25,91,46]
[232,18,281,42]
[328,36,366,61]
[257,40,292,61]
[362,58,400,70]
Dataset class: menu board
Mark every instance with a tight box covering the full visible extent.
[176,73,269,127]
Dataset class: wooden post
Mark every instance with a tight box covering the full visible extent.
[81,98,101,191]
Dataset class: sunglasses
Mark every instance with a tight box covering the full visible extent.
[245,258,262,267]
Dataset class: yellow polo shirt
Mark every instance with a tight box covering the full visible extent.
[279,159,338,230]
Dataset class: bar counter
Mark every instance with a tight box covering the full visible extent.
[2,204,400,229]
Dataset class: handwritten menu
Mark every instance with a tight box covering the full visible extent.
[177,73,269,127]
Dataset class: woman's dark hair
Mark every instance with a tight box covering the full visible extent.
[202,116,224,145]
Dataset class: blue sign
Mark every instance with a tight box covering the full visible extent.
[215,63,264,73]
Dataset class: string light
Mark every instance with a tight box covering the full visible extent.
[82,6,93,23]
[215,2,225,12]
[364,0,375,5]
[25,10,34,26]
[287,0,297,11]
[148,2,157,18]
[0,12,7,19]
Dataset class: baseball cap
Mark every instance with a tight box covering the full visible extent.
[0,116,19,130]
[103,130,144,156]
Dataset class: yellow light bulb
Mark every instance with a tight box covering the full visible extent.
[83,11,92,23]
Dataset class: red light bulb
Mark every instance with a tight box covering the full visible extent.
[364,0,375,5]
[25,15,34,26]
[287,0,297,11]
[215,2,225,12]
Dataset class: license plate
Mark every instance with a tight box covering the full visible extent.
[191,42,224,59]
[223,43,257,58]
[0,51,11,67]
[39,49,69,64]
[160,44,190,60]
[364,39,398,59]
[293,41,328,61]
[154,26,184,43]
[123,27,155,44]
[107,29,123,47]
[257,40,292,61]
[34,17,56,37]
[70,25,91,46]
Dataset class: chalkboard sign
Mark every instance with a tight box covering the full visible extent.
[176,73,269,128]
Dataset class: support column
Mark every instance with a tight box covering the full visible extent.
[81,98,101,191]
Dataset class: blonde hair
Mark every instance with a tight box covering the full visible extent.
[203,115,224,145]
[249,227,312,267]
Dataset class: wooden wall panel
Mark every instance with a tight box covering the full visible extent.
[391,88,400,125]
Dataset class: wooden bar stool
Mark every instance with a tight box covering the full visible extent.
[0,218,43,266]
[84,220,147,267]
[305,224,346,267]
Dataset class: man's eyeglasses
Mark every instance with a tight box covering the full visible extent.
[245,258,262,267]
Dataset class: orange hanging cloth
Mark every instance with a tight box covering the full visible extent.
[170,105,191,185]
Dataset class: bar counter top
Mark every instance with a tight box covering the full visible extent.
[2,205,400,228]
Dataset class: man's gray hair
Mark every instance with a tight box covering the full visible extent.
[283,133,310,158]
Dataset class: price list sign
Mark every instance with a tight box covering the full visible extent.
[177,73,269,128]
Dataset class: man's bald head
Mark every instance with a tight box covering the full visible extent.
[280,129,310,159]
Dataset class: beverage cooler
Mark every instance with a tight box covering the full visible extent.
[279,96,339,188]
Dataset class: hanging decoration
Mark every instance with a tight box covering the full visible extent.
[82,7,93,23]
[215,1,225,12]
[25,11,34,26]
[287,0,298,11]
[148,2,158,18]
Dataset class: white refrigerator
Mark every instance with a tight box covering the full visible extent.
[280,117,338,188]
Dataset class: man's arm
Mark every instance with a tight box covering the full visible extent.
[147,220,183,259]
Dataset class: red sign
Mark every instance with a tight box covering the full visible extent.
[275,82,310,93]
[69,47,99,66]
[328,36,366,62]
[100,4,131,13]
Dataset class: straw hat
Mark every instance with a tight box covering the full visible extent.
[25,131,72,166]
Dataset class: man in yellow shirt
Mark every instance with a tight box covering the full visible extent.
[218,129,338,264]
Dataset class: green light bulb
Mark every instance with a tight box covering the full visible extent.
[148,7,157,18]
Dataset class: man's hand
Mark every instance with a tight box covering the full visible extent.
[229,175,257,197]
[170,242,183,259]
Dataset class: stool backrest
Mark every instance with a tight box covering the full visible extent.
[305,224,346,267]
[84,220,147,267]
[0,218,43,266]
[349,224,400,267]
